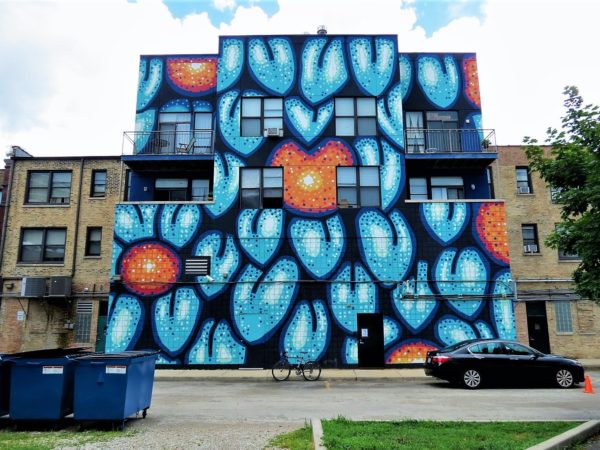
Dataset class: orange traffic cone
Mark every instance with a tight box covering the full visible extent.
[583,375,595,394]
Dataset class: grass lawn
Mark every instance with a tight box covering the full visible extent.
[269,419,581,450]
[0,429,132,450]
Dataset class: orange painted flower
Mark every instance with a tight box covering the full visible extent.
[463,56,481,108]
[121,243,180,296]
[386,341,438,364]
[166,57,217,95]
[270,140,355,214]
[474,202,510,264]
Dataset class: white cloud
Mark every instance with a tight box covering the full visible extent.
[213,0,236,12]
[0,0,599,159]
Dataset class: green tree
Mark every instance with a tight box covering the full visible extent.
[524,86,600,304]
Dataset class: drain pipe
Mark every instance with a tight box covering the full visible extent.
[0,157,16,271]
[70,158,85,277]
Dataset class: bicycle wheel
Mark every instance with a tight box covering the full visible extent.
[302,361,321,381]
[272,361,291,381]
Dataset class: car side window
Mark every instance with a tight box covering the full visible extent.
[504,343,532,356]
[469,342,503,355]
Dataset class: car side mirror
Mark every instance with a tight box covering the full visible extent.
[530,354,539,360]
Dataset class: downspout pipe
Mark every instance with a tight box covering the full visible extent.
[71,158,85,277]
[0,157,16,270]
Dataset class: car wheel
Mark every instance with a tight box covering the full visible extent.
[555,368,574,388]
[462,368,482,389]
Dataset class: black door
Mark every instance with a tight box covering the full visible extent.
[526,301,551,354]
[357,313,384,368]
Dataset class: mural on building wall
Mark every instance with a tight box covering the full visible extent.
[109,35,515,367]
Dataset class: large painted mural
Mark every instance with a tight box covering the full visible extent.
[108,35,515,367]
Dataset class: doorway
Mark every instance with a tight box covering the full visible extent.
[95,300,108,352]
[526,301,551,354]
[357,313,384,368]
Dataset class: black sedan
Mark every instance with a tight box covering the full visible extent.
[424,339,585,389]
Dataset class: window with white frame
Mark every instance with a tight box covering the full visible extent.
[241,98,283,137]
[431,176,464,200]
[240,167,283,208]
[335,98,377,137]
[409,178,428,200]
[336,166,380,208]
[554,301,573,333]
[157,112,212,154]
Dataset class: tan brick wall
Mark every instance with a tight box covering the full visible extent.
[0,157,121,352]
[494,146,600,358]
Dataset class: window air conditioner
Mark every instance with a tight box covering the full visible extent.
[263,128,284,138]
[21,277,46,298]
[47,276,72,297]
[523,244,539,253]
[518,186,531,194]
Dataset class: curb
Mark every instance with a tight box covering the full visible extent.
[527,420,600,450]
[311,418,325,450]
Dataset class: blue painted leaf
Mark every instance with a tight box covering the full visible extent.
[231,257,299,344]
[218,90,265,156]
[383,316,401,347]
[187,319,246,364]
[217,38,244,93]
[399,54,412,101]
[105,295,143,353]
[237,209,284,267]
[300,37,348,104]
[152,287,201,357]
[435,247,489,318]
[492,270,516,339]
[160,204,201,249]
[392,261,439,333]
[204,152,244,219]
[435,315,477,347]
[134,109,156,154]
[156,355,180,365]
[114,204,157,243]
[281,299,330,365]
[159,98,190,113]
[342,336,358,365]
[111,241,122,277]
[289,214,345,279]
[421,202,469,245]
[248,37,295,95]
[284,97,334,146]
[328,262,378,333]
[475,321,495,339]
[194,231,241,301]
[417,55,460,109]
[348,36,396,97]
[377,83,405,149]
[357,209,414,287]
[137,58,162,111]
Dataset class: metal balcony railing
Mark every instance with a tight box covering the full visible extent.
[404,129,496,154]
[123,130,214,156]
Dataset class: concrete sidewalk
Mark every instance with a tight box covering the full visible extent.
[155,359,600,381]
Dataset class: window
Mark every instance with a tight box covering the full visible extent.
[516,166,533,194]
[555,301,573,333]
[157,112,213,154]
[469,342,503,355]
[335,98,377,136]
[431,176,464,200]
[504,342,534,356]
[154,178,211,202]
[550,186,562,203]
[85,227,102,257]
[405,112,425,153]
[74,300,93,343]
[486,166,495,199]
[241,97,283,137]
[522,224,540,253]
[240,167,283,208]
[426,111,459,151]
[336,167,380,208]
[26,171,72,204]
[19,228,66,263]
[91,170,106,197]
[555,224,580,261]
[408,176,464,200]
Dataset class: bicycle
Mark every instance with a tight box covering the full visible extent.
[271,351,321,381]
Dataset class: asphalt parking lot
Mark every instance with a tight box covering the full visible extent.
[84,370,600,449]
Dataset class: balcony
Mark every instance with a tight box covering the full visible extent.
[122,130,215,171]
[404,129,497,169]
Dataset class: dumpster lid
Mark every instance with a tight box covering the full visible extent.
[75,350,160,360]
[3,347,91,359]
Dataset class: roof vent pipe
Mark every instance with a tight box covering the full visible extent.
[317,25,327,35]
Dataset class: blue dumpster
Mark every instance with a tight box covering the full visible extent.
[73,351,158,424]
[8,348,88,420]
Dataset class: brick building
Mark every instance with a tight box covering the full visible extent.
[493,145,600,358]
[0,153,121,353]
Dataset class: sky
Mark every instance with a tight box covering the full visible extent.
[0,0,599,159]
